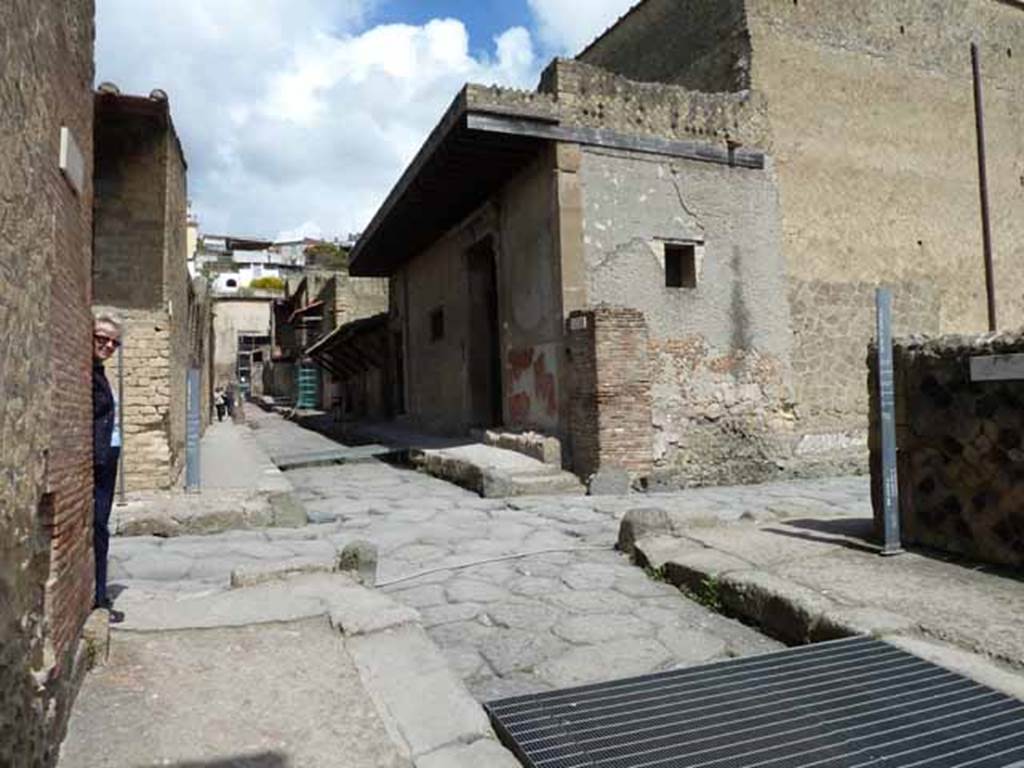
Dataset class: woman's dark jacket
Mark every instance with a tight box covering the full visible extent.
[93,360,117,466]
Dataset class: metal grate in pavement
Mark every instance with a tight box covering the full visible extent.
[485,636,1024,768]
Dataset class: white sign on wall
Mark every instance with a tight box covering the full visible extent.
[59,126,84,196]
[969,353,1024,382]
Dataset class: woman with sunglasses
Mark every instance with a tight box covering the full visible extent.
[92,313,124,623]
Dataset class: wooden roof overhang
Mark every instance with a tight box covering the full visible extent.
[305,313,390,382]
[348,86,766,278]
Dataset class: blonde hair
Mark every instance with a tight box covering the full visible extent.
[93,311,123,335]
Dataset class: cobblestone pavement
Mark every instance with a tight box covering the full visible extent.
[110,415,872,700]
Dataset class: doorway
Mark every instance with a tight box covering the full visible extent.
[467,236,503,429]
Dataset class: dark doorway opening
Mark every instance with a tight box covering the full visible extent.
[467,236,503,429]
[393,331,406,415]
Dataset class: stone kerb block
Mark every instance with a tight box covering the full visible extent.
[588,465,631,496]
[337,540,379,586]
[617,507,672,555]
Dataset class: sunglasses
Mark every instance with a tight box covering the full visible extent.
[94,334,121,348]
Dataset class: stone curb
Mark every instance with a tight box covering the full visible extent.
[416,449,585,498]
[108,570,520,764]
[330,579,520,766]
[634,534,917,645]
[113,489,309,538]
[631,533,1024,699]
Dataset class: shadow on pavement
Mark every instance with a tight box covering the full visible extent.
[772,518,1024,584]
[139,753,287,768]
[763,517,882,555]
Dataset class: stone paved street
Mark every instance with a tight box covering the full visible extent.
[108,412,875,700]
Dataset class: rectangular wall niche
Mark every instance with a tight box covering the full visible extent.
[430,306,445,342]
[664,242,697,288]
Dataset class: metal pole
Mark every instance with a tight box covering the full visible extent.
[116,333,126,504]
[185,368,201,491]
[876,288,902,556]
[971,42,997,332]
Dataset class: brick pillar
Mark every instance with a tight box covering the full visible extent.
[568,306,653,479]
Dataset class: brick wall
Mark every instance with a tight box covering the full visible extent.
[568,307,653,478]
[0,0,96,764]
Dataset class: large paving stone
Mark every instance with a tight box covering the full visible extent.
[552,613,654,645]
[537,637,672,689]
[559,562,620,590]
[418,602,484,628]
[427,619,499,649]
[656,627,728,664]
[389,584,447,609]
[545,589,636,615]
[438,645,489,680]
[507,575,563,597]
[478,630,571,676]
[613,573,682,599]
[483,600,560,632]
[466,672,552,702]
[445,578,511,604]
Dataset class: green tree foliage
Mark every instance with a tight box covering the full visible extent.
[249,276,287,292]
[304,242,350,271]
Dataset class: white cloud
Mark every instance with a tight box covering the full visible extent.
[526,0,637,55]
[95,1,539,240]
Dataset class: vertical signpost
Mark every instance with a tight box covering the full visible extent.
[876,288,902,556]
[186,367,201,492]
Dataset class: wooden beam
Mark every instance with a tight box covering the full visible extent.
[465,113,765,170]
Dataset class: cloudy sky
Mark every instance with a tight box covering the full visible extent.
[95,0,638,241]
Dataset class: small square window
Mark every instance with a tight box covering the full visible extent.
[430,307,445,342]
[665,243,697,289]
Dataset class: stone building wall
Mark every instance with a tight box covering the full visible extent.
[93,98,167,310]
[0,0,96,764]
[578,145,794,485]
[870,330,1024,567]
[213,298,273,387]
[98,308,178,491]
[94,94,192,490]
[573,0,1024,476]
[391,152,564,437]
[163,121,189,481]
[577,0,750,92]
[747,0,1024,459]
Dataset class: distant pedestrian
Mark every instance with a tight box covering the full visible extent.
[92,313,124,624]
[214,387,226,422]
[225,381,236,418]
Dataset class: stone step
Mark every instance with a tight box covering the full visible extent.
[416,444,584,498]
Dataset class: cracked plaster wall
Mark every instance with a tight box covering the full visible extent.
[580,146,795,485]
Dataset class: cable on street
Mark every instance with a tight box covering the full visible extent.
[375,544,617,589]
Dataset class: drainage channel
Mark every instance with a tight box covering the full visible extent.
[486,636,1024,768]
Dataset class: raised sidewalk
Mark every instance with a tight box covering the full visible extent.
[622,503,1024,699]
